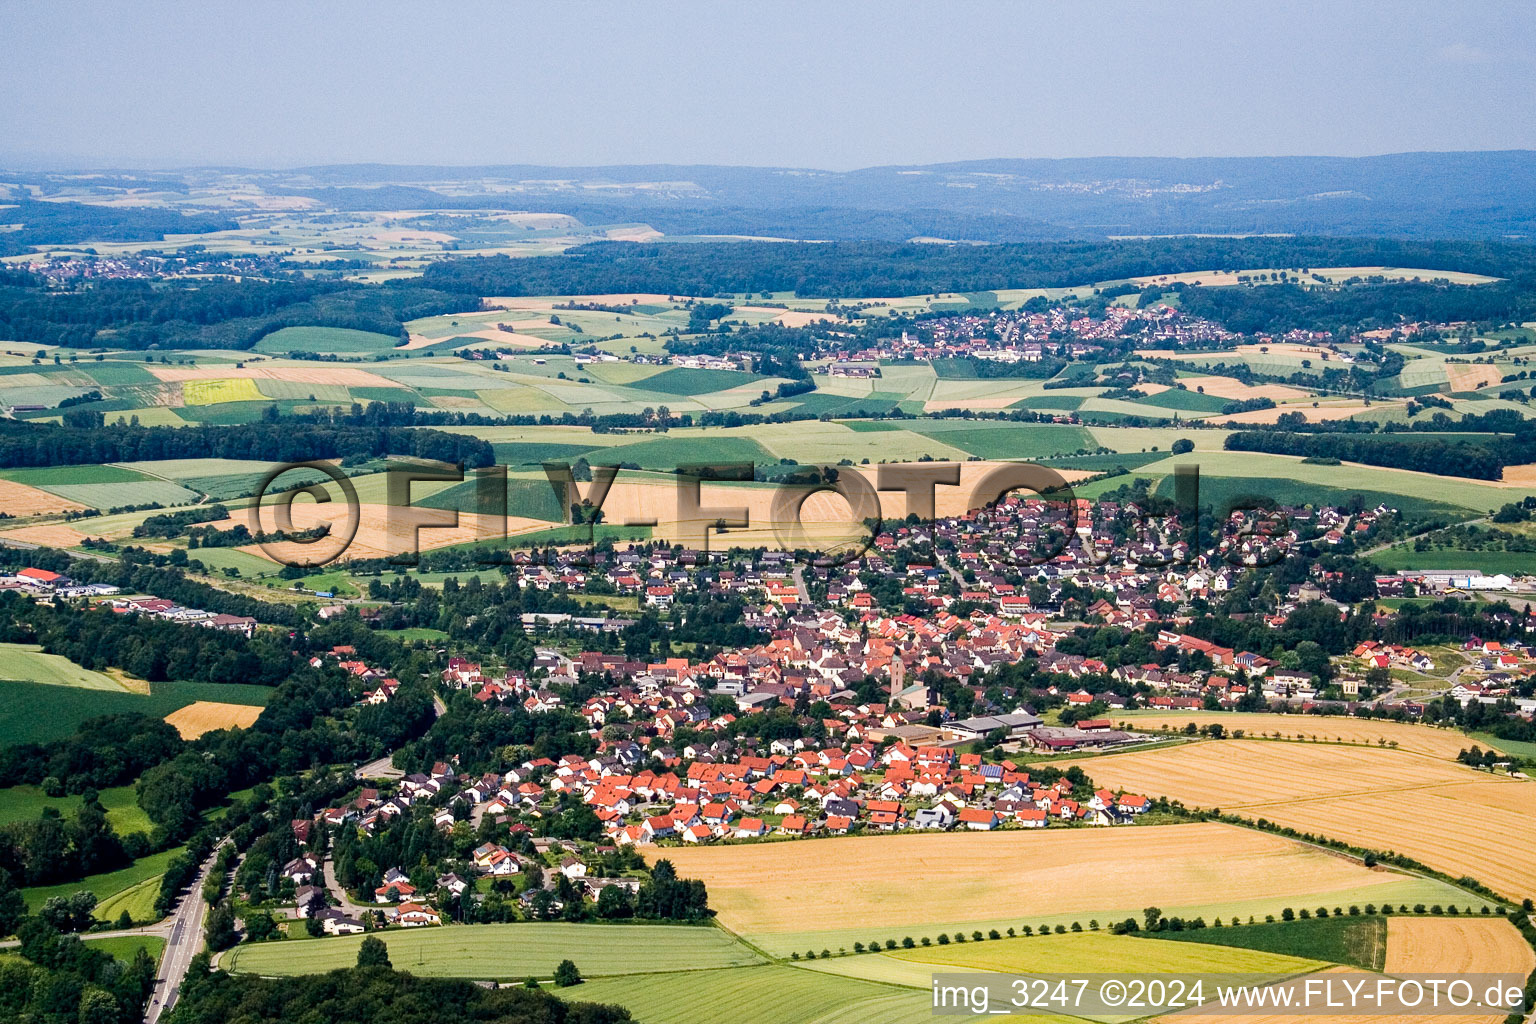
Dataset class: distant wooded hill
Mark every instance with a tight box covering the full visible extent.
[265,151,1536,240]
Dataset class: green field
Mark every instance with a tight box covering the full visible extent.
[636,367,765,395]
[593,434,777,470]
[22,845,183,916]
[221,922,764,979]
[44,481,203,508]
[738,874,1483,959]
[573,964,966,1024]
[883,929,1324,976]
[0,678,272,746]
[254,326,403,355]
[94,873,165,926]
[75,363,159,386]
[1369,546,1536,574]
[0,643,128,690]
[1135,389,1232,413]
[1149,915,1387,971]
[0,783,147,834]
[491,441,603,465]
[905,421,1098,460]
[0,465,150,487]
[83,933,166,962]
[1467,732,1536,760]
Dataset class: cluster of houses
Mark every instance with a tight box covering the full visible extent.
[811,304,1236,366]
[0,567,258,635]
[0,566,119,599]
[365,740,1158,850]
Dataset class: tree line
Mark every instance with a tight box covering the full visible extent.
[0,412,493,469]
[0,269,468,349]
[1224,429,1517,480]
[415,237,1536,299]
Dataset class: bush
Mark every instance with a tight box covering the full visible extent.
[1281,908,1295,921]
[937,934,950,945]
[356,936,391,968]
[553,959,581,987]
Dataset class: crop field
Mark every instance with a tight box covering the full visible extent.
[181,377,268,405]
[1109,712,1490,760]
[253,326,403,354]
[1132,388,1233,413]
[0,464,150,486]
[0,478,86,515]
[45,480,203,508]
[650,824,1472,956]
[22,845,183,916]
[81,934,166,963]
[0,677,270,746]
[1077,738,1536,900]
[221,922,764,979]
[904,422,1098,460]
[882,931,1324,977]
[94,874,164,926]
[163,700,264,738]
[1383,916,1533,974]
[574,964,976,1024]
[0,642,131,690]
[1117,450,1512,513]
[1152,916,1387,971]
[0,783,147,834]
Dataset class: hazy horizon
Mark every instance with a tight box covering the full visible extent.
[4,1,1534,170]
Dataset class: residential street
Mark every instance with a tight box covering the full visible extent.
[323,848,372,918]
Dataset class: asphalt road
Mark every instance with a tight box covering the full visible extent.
[145,839,226,1024]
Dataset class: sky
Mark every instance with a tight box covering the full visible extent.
[3,1,1534,170]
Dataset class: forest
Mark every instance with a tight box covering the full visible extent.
[416,237,1536,299]
[0,592,295,686]
[1175,275,1536,334]
[0,412,493,469]
[0,197,235,256]
[167,959,633,1024]
[1224,429,1522,480]
[0,270,467,349]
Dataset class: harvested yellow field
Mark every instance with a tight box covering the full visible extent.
[774,309,844,328]
[0,478,87,516]
[164,701,263,739]
[1185,921,1533,1024]
[889,930,1324,976]
[1079,739,1536,900]
[1445,362,1503,392]
[407,327,544,349]
[1112,712,1475,760]
[1500,463,1536,487]
[1078,740,1476,804]
[1173,376,1312,402]
[485,293,680,310]
[567,462,1092,550]
[182,378,267,405]
[651,824,1426,939]
[1154,965,1510,1024]
[0,523,92,547]
[1222,403,1386,424]
[1385,916,1534,975]
[215,503,553,564]
[147,364,396,387]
